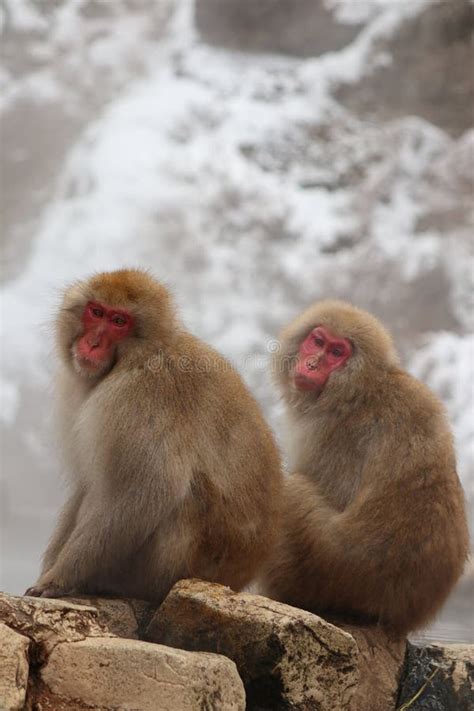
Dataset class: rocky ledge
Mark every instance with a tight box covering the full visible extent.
[0,579,472,710]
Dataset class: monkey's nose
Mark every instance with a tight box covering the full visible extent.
[307,357,320,371]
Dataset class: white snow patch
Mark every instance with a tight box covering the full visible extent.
[409,333,474,504]
[328,0,431,25]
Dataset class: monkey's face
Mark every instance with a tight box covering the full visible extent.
[72,300,134,377]
[293,326,352,393]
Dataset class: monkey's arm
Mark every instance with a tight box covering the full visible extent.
[279,447,467,634]
[25,486,85,596]
[32,375,191,595]
[41,485,86,573]
[30,486,161,596]
[262,473,340,597]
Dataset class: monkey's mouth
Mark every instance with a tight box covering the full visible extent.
[75,348,100,366]
[73,349,111,376]
[293,373,321,392]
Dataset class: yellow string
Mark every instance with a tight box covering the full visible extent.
[396,667,440,711]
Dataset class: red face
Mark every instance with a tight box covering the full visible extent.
[294,326,352,393]
[74,301,134,375]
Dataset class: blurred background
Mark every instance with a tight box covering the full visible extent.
[0,0,472,643]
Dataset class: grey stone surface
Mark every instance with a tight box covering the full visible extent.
[397,642,474,711]
[336,0,474,137]
[195,0,361,56]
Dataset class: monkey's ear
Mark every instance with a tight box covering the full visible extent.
[62,281,92,311]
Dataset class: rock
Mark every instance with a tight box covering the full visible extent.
[2,588,471,711]
[336,623,406,711]
[146,578,359,710]
[38,636,246,711]
[0,592,245,710]
[67,595,153,639]
[0,623,30,711]
[336,0,474,137]
[194,0,361,57]
[397,642,474,711]
[0,592,109,658]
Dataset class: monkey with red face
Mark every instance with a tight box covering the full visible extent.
[26,269,283,602]
[262,300,469,637]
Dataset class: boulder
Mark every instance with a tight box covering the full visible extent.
[336,623,406,711]
[38,636,246,711]
[146,578,359,710]
[0,591,245,710]
[2,586,472,710]
[0,622,30,711]
[194,0,361,57]
[336,0,474,137]
[68,595,153,639]
[0,592,109,659]
[397,642,474,711]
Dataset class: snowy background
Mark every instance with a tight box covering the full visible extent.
[1,0,473,642]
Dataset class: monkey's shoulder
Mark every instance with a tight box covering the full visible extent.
[332,368,454,456]
[384,369,449,427]
[168,332,262,399]
[97,336,268,428]
[361,369,456,467]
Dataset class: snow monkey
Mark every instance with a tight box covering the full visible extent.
[26,269,282,602]
[262,300,469,636]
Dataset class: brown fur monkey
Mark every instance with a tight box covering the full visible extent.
[262,300,469,637]
[26,269,282,602]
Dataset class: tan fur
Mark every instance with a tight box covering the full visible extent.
[263,300,469,637]
[27,269,283,603]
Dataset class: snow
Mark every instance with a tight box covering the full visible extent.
[410,333,474,499]
[2,0,472,477]
[328,0,431,25]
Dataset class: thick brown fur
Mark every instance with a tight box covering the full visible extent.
[262,300,469,637]
[28,269,283,603]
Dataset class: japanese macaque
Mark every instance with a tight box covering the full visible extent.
[262,300,469,637]
[26,269,282,602]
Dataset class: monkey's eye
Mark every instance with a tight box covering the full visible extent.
[331,346,344,358]
[91,307,104,318]
[314,337,324,347]
[111,315,127,327]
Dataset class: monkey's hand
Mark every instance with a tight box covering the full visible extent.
[24,581,71,598]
